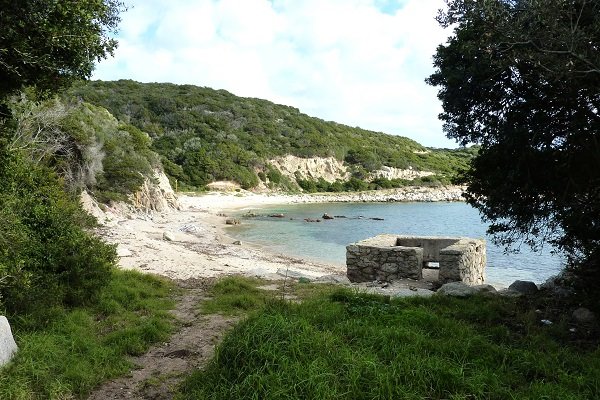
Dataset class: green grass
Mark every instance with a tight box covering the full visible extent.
[200,275,339,316]
[0,270,176,400]
[179,285,600,400]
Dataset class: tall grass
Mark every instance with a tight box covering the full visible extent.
[0,270,175,399]
[179,286,600,399]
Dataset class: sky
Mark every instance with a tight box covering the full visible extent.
[93,0,456,148]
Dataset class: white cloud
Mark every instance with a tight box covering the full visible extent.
[94,0,456,148]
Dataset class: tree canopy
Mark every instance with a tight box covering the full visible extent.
[0,1,124,314]
[0,0,123,101]
[72,80,477,191]
[427,0,600,281]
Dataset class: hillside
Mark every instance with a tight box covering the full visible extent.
[71,80,476,191]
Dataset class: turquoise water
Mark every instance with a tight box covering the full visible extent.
[228,202,563,287]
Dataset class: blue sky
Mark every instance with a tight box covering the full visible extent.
[93,0,455,148]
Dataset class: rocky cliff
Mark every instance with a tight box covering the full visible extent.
[268,155,435,185]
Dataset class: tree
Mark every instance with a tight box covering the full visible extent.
[427,0,600,282]
[0,0,124,101]
[0,0,124,314]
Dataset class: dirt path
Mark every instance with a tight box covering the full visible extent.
[88,279,238,400]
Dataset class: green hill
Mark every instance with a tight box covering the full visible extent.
[71,80,476,191]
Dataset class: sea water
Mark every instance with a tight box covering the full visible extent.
[228,202,563,287]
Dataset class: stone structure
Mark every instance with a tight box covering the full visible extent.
[346,234,486,285]
[1,316,18,367]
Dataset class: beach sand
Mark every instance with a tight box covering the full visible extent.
[92,191,346,281]
[86,190,438,296]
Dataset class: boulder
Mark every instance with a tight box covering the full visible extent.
[116,245,133,257]
[508,280,538,295]
[232,240,242,245]
[437,282,496,297]
[0,316,18,367]
[163,231,176,241]
[225,218,240,225]
[572,307,596,324]
[437,282,479,297]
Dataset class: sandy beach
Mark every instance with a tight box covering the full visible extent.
[83,187,460,295]
[90,191,346,282]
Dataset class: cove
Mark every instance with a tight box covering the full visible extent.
[228,202,563,287]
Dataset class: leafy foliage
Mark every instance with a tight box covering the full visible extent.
[7,95,160,202]
[0,0,123,100]
[71,80,476,190]
[427,0,600,281]
[0,147,116,315]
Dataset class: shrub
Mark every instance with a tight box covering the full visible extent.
[0,147,116,315]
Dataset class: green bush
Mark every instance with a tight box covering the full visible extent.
[0,147,116,315]
[71,80,478,191]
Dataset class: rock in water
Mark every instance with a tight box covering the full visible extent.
[508,280,538,295]
[0,316,18,367]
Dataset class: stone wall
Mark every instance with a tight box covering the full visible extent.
[439,239,486,284]
[346,234,486,285]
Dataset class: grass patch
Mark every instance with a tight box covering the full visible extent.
[200,276,274,315]
[0,270,176,399]
[179,288,600,399]
[200,275,340,316]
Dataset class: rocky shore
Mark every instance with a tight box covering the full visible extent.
[288,185,465,203]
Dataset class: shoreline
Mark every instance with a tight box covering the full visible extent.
[85,186,466,295]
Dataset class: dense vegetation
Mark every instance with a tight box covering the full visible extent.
[427,0,600,296]
[71,80,477,190]
[0,270,175,399]
[0,1,128,318]
[178,277,600,399]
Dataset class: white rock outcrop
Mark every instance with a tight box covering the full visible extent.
[131,170,180,212]
[0,316,18,367]
[369,166,435,181]
[269,155,349,183]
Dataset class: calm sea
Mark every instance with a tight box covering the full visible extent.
[227,202,563,287]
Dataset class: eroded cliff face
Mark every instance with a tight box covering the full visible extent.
[368,166,435,181]
[131,170,180,212]
[269,155,349,183]
[268,155,435,185]
[80,169,180,224]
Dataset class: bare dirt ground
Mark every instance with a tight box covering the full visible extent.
[88,278,238,400]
